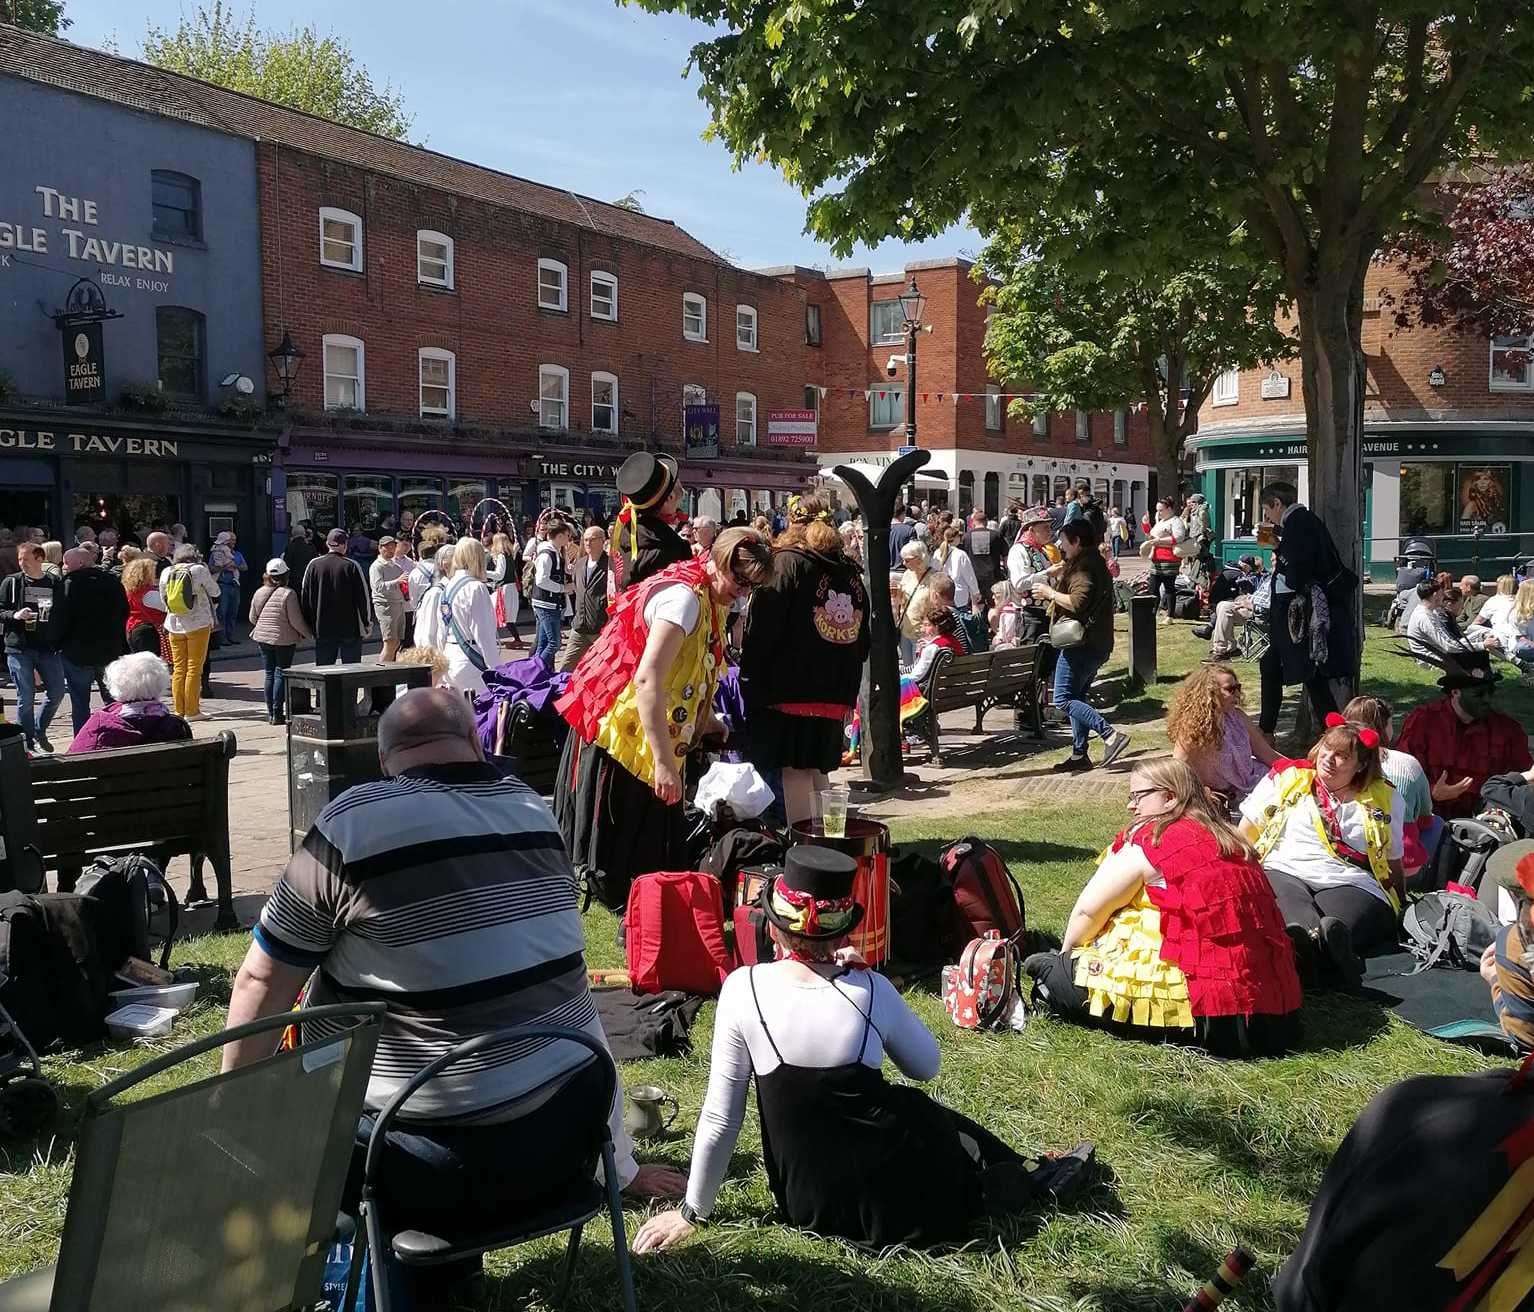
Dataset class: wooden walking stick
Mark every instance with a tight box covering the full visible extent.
[1183,1247,1254,1311]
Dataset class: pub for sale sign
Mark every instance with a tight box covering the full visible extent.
[766,408,817,447]
[61,321,104,405]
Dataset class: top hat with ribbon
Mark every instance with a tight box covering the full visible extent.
[760,846,864,940]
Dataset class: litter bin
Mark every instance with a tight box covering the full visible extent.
[285,663,433,850]
[0,724,42,894]
[1127,593,1158,691]
[789,818,891,968]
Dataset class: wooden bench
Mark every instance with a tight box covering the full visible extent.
[27,731,238,930]
[921,641,1045,766]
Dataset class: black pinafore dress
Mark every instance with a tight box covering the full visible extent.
[745,967,992,1247]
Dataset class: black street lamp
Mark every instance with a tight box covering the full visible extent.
[897,276,926,447]
[267,330,305,407]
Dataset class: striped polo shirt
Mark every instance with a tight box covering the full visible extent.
[255,761,605,1124]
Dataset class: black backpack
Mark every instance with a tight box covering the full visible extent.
[700,823,786,909]
[72,853,180,971]
[1403,891,1501,973]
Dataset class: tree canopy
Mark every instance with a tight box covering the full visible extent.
[3,0,69,35]
[142,2,413,141]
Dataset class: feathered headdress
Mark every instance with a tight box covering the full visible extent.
[1393,632,1502,691]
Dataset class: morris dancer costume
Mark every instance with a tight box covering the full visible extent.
[555,556,727,908]
[608,451,688,600]
[1027,817,1301,1056]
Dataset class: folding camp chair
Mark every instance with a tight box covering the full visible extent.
[1233,606,1271,663]
[0,1002,385,1312]
[360,1025,637,1312]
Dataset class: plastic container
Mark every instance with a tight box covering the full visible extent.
[105,1004,177,1040]
[109,982,198,1014]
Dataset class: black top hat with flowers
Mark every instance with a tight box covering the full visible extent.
[1396,634,1503,691]
[616,452,679,511]
[760,846,864,940]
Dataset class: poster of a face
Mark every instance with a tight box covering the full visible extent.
[1458,466,1511,532]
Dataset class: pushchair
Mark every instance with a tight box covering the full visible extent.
[0,998,58,1138]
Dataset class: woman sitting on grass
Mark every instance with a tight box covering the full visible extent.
[1239,719,1405,990]
[1023,758,1302,1057]
[1166,663,1277,805]
[633,847,1095,1253]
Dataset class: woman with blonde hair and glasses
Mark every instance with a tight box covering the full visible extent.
[1024,757,1301,1056]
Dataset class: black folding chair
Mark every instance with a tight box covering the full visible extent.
[0,1002,385,1312]
[360,1025,637,1312]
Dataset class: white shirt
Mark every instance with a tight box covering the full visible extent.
[158,563,220,634]
[405,560,437,615]
[431,574,499,696]
[1478,594,1516,632]
[684,965,939,1218]
[1006,540,1050,595]
[937,544,980,609]
[642,581,699,636]
[1241,772,1404,905]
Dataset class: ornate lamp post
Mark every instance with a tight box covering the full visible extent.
[897,276,927,447]
[267,331,305,408]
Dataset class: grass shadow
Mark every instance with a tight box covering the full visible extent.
[1068,1223,1267,1312]
[1290,992,1393,1054]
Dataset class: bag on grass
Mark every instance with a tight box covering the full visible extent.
[0,891,107,1051]
[1403,891,1500,974]
[731,903,777,967]
[942,930,1019,1030]
[625,871,733,996]
[73,853,179,971]
[940,837,1024,953]
[887,848,954,973]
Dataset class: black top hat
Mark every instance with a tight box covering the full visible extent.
[760,846,864,940]
[616,452,679,511]
[1437,647,1502,691]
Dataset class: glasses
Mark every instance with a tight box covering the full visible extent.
[1128,788,1165,804]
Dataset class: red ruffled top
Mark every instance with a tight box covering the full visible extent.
[1120,816,1302,1018]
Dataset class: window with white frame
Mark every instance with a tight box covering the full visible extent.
[591,371,618,432]
[1032,411,1049,439]
[590,270,618,321]
[1075,409,1090,442]
[322,335,365,410]
[1114,407,1128,445]
[1491,335,1533,389]
[417,231,454,289]
[870,300,904,344]
[319,207,363,272]
[870,386,904,429]
[736,304,758,351]
[1212,368,1240,406]
[736,391,757,445]
[418,348,455,417]
[537,258,568,311]
[985,384,1003,431]
[538,364,569,429]
[683,293,708,341]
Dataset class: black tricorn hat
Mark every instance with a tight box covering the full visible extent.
[616,452,679,510]
[760,845,864,940]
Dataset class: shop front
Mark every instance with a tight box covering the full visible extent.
[279,429,531,547]
[1192,422,1534,579]
[0,411,275,554]
[681,449,818,524]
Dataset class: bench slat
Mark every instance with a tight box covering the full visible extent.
[37,790,209,821]
[31,764,209,797]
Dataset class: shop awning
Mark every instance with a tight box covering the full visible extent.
[818,463,950,490]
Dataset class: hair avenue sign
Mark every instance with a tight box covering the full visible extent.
[0,427,179,457]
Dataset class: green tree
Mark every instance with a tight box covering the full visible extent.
[976,146,1293,497]
[142,2,412,141]
[628,0,1534,620]
[2,0,70,34]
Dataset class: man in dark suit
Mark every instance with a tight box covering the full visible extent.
[556,524,611,673]
[1257,481,1358,736]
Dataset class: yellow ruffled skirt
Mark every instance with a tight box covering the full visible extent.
[1072,893,1195,1031]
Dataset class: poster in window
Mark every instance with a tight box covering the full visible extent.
[684,403,719,460]
[1458,466,1510,533]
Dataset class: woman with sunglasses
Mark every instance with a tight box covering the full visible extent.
[1166,663,1277,805]
[1024,758,1301,1056]
[556,527,773,909]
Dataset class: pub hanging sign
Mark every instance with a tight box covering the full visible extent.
[61,321,105,405]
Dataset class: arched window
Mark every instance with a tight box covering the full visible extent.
[156,306,204,399]
[319,207,363,271]
[537,258,568,311]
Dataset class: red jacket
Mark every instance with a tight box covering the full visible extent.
[125,582,165,637]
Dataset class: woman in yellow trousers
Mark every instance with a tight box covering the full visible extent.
[159,544,220,720]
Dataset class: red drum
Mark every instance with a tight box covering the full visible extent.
[790,818,891,968]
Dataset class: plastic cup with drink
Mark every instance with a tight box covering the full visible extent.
[820,785,851,838]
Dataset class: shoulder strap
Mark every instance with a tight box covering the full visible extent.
[828,970,880,1061]
[441,576,488,671]
[746,966,786,1064]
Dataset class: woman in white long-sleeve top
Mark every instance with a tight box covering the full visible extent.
[425,537,499,697]
[632,848,1094,1253]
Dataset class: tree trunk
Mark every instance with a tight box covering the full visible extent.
[1295,264,1369,680]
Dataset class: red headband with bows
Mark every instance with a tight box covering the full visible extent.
[1324,712,1380,750]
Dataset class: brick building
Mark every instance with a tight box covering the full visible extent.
[766,258,1160,522]
[1191,263,1534,576]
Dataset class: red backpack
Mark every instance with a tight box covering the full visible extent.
[940,837,1025,953]
[625,872,733,996]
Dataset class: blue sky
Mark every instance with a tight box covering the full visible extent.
[61,0,981,272]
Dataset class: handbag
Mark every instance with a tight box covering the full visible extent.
[1048,617,1085,648]
[1138,540,1155,559]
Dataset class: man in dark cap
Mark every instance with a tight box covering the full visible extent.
[610,451,688,596]
[1395,648,1532,819]
[300,527,372,664]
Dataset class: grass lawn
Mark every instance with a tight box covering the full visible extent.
[0,798,1503,1310]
